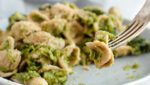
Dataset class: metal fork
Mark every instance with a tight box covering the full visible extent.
[109,0,150,49]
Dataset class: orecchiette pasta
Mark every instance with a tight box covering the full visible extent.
[0,37,21,77]
[0,30,7,44]
[11,21,41,40]
[95,30,114,44]
[0,36,15,50]
[50,3,77,19]
[0,36,21,73]
[63,44,80,66]
[47,36,65,49]
[26,77,48,85]
[0,70,17,77]
[86,41,114,68]
[27,10,49,23]
[41,18,67,37]
[109,7,121,18]
[23,31,51,45]
[0,50,21,72]
[38,65,60,73]
[108,7,123,31]
[65,21,84,44]
[114,45,133,57]
[58,56,73,74]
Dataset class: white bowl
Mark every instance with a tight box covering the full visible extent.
[1,18,150,85]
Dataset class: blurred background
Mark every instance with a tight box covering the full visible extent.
[0,0,145,20]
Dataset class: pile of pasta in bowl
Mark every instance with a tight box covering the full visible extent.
[0,3,150,85]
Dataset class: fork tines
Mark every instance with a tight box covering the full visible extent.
[109,19,146,49]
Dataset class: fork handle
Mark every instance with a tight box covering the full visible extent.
[136,0,150,23]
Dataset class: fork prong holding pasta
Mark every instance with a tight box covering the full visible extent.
[109,0,150,49]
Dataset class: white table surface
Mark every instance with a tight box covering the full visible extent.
[0,0,150,85]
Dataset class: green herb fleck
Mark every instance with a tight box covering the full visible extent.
[123,63,139,71]
[78,83,86,85]
[132,63,139,69]
[123,65,131,71]
[127,75,135,79]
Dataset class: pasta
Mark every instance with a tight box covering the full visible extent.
[113,45,133,57]
[27,10,49,23]
[86,41,114,68]
[11,21,41,40]
[0,36,21,77]
[26,77,48,85]
[0,3,150,85]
